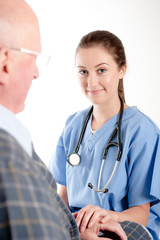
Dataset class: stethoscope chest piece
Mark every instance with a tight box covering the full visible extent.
[67,153,81,166]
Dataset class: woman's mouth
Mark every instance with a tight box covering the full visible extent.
[87,89,104,95]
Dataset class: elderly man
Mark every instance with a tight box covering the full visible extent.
[0,0,153,239]
[0,0,80,239]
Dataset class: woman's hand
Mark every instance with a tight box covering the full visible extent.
[73,202,150,233]
[79,220,127,240]
[73,204,118,233]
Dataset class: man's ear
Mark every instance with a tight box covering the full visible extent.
[0,47,10,84]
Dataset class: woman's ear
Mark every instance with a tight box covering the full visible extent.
[119,64,127,79]
[0,47,10,84]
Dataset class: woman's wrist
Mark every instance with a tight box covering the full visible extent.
[112,211,120,222]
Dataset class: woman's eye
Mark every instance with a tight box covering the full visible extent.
[98,69,106,74]
[79,70,87,75]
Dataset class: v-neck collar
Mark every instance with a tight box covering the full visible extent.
[84,106,137,151]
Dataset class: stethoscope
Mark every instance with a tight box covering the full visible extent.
[67,97,124,193]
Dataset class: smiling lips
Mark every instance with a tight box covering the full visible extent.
[87,89,104,95]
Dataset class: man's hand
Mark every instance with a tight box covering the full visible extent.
[79,220,127,240]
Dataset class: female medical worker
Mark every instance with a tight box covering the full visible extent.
[49,30,160,239]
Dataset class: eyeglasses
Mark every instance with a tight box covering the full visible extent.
[9,47,51,69]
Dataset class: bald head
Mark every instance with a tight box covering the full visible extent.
[0,0,41,114]
[0,0,41,50]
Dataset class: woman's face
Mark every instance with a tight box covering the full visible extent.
[75,46,126,106]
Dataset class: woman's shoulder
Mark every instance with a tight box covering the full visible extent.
[123,106,160,137]
[65,106,91,127]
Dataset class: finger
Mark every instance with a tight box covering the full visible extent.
[72,212,78,219]
[98,238,113,240]
[99,221,127,240]
[75,210,85,228]
[100,210,118,223]
[75,205,95,230]
[79,209,95,232]
[89,223,119,240]
[88,209,107,228]
[100,214,111,224]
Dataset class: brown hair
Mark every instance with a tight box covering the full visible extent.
[76,30,127,103]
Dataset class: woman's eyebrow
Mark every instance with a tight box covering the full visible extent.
[77,63,110,68]
[77,65,87,68]
[95,63,110,67]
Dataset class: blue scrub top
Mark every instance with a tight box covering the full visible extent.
[49,106,160,239]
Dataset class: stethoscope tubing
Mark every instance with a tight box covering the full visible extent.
[75,106,93,153]
[67,97,124,193]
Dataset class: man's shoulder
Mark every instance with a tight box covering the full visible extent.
[0,129,80,240]
[0,128,31,163]
[0,128,19,144]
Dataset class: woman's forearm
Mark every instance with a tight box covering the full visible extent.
[114,202,150,226]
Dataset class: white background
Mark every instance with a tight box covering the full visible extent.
[18,0,160,166]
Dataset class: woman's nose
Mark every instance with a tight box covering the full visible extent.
[87,72,98,87]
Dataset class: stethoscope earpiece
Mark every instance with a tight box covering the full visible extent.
[103,188,109,193]
[88,183,93,189]
[88,183,108,193]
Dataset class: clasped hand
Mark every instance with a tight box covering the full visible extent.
[73,204,127,240]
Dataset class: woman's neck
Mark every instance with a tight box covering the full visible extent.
[91,97,127,131]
